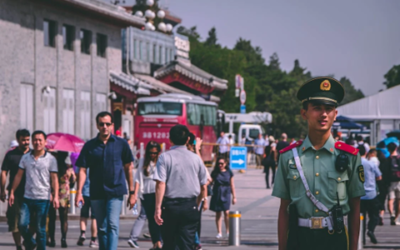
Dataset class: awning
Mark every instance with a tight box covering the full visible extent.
[154,60,228,91]
[109,71,152,95]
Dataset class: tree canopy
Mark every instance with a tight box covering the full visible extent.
[383,64,400,89]
[182,26,365,138]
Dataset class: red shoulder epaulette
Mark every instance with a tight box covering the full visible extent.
[334,141,359,155]
[279,140,303,154]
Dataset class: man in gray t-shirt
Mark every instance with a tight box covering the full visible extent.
[154,125,208,250]
[9,131,59,250]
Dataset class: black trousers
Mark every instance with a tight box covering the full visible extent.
[142,193,162,244]
[264,165,276,188]
[360,197,380,233]
[161,197,200,250]
[288,227,349,250]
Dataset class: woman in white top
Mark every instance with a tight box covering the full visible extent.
[132,141,162,250]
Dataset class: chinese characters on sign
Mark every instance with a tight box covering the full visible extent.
[231,149,246,156]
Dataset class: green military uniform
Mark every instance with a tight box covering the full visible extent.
[272,77,366,250]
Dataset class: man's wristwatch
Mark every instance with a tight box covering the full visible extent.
[129,191,135,195]
[202,197,208,201]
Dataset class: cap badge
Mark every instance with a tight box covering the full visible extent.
[320,80,331,91]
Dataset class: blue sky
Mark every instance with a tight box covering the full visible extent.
[121,0,400,96]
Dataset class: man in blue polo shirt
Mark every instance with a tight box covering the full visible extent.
[75,111,135,250]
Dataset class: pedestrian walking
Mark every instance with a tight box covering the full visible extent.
[129,141,162,250]
[9,130,60,250]
[127,203,147,248]
[187,134,212,250]
[216,131,229,160]
[359,145,382,244]
[154,125,208,250]
[0,129,31,250]
[75,111,135,250]
[356,135,370,153]
[254,134,266,169]
[47,151,76,248]
[210,157,236,239]
[75,166,98,248]
[384,142,400,225]
[262,144,277,189]
[273,77,365,250]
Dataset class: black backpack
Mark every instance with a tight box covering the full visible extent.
[389,156,400,182]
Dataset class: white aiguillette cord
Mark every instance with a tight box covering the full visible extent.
[292,148,330,214]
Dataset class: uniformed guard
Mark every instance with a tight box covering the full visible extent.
[272,77,366,250]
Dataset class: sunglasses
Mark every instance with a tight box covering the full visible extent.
[149,152,159,155]
[218,162,225,165]
[98,122,112,127]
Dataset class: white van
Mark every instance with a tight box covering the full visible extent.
[238,124,264,143]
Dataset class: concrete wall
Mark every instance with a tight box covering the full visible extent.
[0,0,125,159]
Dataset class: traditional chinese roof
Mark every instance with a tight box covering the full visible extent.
[109,71,152,95]
[134,74,192,95]
[39,0,145,28]
[154,60,228,91]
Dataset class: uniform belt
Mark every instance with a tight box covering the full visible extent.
[163,197,196,202]
[298,217,331,229]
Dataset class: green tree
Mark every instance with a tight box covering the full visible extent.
[383,64,400,89]
[177,26,201,40]
[205,27,218,47]
[338,77,364,106]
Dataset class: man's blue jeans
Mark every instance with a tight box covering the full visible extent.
[19,198,50,250]
[91,196,123,250]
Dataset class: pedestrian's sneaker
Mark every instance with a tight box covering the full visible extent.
[367,231,378,244]
[143,233,151,239]
[378,217,384,226]
[390,216,397,226]
[127,239,139,248]
[215,233,222,239]
[195,244,203,250]
[77,235,86,246]
[89,240,98,248]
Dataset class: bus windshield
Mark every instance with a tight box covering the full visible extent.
[138,102,182,115]
[187,103,216,126]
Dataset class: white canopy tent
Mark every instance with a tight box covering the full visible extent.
[337,85,400,145]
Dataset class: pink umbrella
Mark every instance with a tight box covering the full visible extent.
[46,133,85,153]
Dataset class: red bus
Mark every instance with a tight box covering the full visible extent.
[134,94,218,162]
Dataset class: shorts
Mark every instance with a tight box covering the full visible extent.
[6,195,22,233]
[80,196,95,219]
[388,182,400,199]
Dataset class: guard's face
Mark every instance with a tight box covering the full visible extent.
[301,103,337,132]
[96,115,113,136]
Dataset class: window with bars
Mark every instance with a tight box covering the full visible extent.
[44,19,57,47]
[62,24,75,51]
[97,33,107,57]
[80,29,92,54]
[63,89,75,134]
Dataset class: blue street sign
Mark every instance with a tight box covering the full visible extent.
[240,104,246,114]
[230,146,247,170]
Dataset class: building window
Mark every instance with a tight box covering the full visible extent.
[146,43,150,62]
[97,33,107,58]
[170,49,174,61]
[134,39,137,59]
[80,91,91,140]
[80,29,92,54]
[159,46,163,64]
[43,87,56,133]
[43,19,57,47]
[63,89,75,134]
[165,48,169,63]
[20,83,34,132]
[153,44,157,63]
[62,24,75,51]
